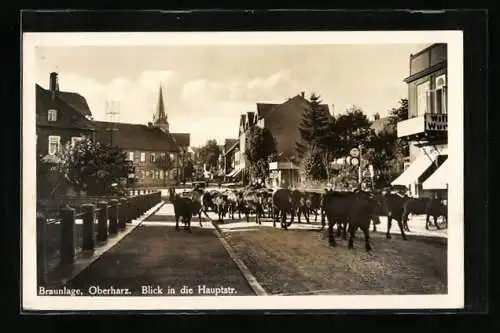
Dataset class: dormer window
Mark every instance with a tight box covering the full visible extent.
[48,109,57,122]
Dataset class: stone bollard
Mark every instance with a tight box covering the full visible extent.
[97,201,108,242]
[108,199,119,235]
[81,204,96,252]
[60,207,76,266]
[118,198,127,230]
[126,199,133,223]
[36,212,47,287]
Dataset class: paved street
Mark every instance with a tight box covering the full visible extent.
[66,202,255,296]
[65,199,448,296]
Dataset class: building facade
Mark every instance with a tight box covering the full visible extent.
[234,93,330,187]
[94,86,190,187]
[36,72,95,159]
[392,43,448,198]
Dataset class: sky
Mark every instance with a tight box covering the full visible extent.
[36,43,430,147]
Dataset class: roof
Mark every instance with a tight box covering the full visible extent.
[36,84,94,130]
[93,121,180,152]
[257,94,330,121]
[171,133,190,147]
[223,139,239,156]
[224,138,239,151]
[256,103,279,119]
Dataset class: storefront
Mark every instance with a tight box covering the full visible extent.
[391,145,447,198]
[268,161,300,189]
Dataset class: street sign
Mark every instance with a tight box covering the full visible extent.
[350,147,360,158]
[350,157,359,166]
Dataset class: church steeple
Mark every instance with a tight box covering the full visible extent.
[153,85,169,133]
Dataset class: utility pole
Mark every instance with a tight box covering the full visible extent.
[358,143,363,187]
[105,100,120,146]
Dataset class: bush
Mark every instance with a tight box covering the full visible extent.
[56,137,132,196]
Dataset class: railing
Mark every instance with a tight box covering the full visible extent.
[37,190,162,287]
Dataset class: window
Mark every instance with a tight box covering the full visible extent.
[150,153,156,163]
[48,135,60,155]
[47,109,57,122]
[159,170,164,179]
[434,74,447,114]
[416,81,431,116]
[71,137,83,147]
[169,153,175,160]
[140,152,146,162]
[128,151,134,161]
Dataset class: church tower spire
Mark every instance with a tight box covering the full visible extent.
[153,85,169,133]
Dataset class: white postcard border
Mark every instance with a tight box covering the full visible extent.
[22,31,464,311]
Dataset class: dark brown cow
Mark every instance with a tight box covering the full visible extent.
[378,192,409,240]
[402,196,447,231]
[171,189,197,232]
[322,189,381,251]
[290,189,310,224]
[272,188,293,229]
[241,190,264,224]
[302,190,324,223]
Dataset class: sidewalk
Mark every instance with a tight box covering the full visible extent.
[65,203,255,296]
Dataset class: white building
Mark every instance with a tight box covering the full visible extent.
[392,43,448,198]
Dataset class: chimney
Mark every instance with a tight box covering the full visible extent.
[300,91,305,98]
[374,113,380,120]
[49,72,59,100]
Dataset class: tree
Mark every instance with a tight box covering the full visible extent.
[198,139,221,172]
[57,137,132,196]
[154,153,174,186]
[296,93,332,155]
[301,149,328,181]
[244,126,277,183]
[296,93,334,182]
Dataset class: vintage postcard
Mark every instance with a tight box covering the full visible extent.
[22,31,464,311]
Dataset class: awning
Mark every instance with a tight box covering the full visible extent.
[422,159,449,190]
[391,152,439,187]
[226,167,242,178]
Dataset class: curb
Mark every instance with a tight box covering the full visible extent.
[206,213,268,296]
[46,200,166,289]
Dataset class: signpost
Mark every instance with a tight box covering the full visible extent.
[350,145,363,187]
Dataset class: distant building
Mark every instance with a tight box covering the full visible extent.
[36,72,95,160]
[222,138,240,181]
[233,92,330,187]
[93,85,190,187]
[392,43,448,198]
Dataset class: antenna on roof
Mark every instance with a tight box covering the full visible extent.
[105,100,120,146]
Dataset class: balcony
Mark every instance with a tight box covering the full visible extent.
[397,113,447,139]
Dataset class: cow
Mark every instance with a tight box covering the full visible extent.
[272,188,293,229]
[201,190,217,213]
[171,189,195,232]
[402,195,447,231]
[225,190,244,220]
[188,188,205,228]
[213,192,229,222]
[425,195,447,230]
[377,192,409,240]
[290,189,310,224]
[241,190,264,224]
[322,189,382,251]
[303,191,323,223]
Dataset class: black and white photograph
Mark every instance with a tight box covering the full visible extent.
[22,31,464,311]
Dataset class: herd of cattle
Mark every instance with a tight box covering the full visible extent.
[168,185,447,252]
